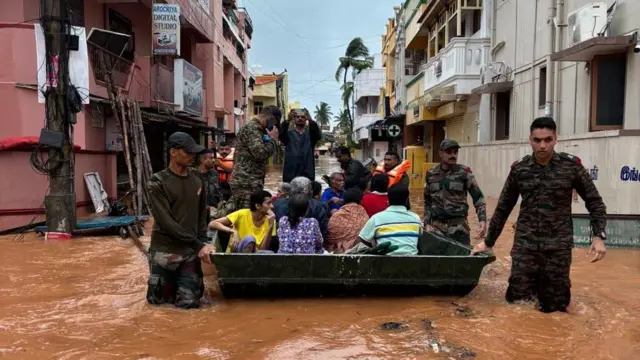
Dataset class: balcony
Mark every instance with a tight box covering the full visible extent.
[88,43,134,89]
[405,0,429,49]
[354,113,380,141]
[422,37,490,95]
[354,69,385,102]
[222,7,243,44]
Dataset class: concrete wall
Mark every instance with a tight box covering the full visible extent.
[458,131,640,215]
[492,0,640,141]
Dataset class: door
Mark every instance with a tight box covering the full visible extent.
[431,121,446,163]
[445,115,464,142]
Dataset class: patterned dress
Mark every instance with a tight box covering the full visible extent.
[277,217,324,254]
[326,203,370,254]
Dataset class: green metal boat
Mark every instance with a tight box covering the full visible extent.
[209,232,496,298]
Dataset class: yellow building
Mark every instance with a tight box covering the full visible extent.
[402,0,488,162]
[381,15,398,117]
[251,73,289,118]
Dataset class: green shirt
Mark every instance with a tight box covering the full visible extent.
[147,168,207,255]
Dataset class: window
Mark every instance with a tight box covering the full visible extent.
[495,90,511,140]
[242,79,247,97]
[590,54,626,131]
[254,101,263,115]
[375,148,381,157]
[539,67,547,108]
[216,45,222,62]
[109,9,135,62]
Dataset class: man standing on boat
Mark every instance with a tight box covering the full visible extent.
[229,106,281,210]
[280,108,322,183]
[373,151,411,209]
[423,139,487,245]
[146,132,215,309]
[472,117,607,313]
[336,146,372,192]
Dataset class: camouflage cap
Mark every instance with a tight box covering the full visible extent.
[440,139,460,151]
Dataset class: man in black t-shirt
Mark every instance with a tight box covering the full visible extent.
[146,132,215,309]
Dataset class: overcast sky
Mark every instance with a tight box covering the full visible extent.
[239,0,400,125]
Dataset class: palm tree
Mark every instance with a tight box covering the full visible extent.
[334,108,351,135]
[335,37,373,142]
[313,102,333,127]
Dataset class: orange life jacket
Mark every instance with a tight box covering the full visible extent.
[372,160,411,187]
[216,150,234,183]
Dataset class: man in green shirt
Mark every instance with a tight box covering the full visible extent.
[146,132,215,309]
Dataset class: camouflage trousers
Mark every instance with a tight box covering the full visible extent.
[506,244,572,313]
[431,218,470,245]
[229,180,264,210]
[146,250,204,309]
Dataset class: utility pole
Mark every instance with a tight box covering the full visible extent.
[42,0,76,233]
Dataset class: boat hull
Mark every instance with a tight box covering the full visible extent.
[210,232,496,298]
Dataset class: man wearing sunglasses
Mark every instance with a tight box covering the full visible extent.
[280,108,322,183]
[229,105,281,210]
[423,139,487,245]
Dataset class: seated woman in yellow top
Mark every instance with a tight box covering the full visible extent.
[209,190,276,253]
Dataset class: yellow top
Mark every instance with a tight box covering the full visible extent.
[225,209,275,253]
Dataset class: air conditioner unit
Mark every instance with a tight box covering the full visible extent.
[567,2,608,47]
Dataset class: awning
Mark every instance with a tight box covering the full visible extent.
[367,119,386,129]
[140,109,216,132]
[472,81,514,94]
[550,34,637,62]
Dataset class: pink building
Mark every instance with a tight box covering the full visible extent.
[0,0,253,231]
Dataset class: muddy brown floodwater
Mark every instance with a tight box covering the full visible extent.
[1,156,640,359]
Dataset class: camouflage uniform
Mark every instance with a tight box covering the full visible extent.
[423,163,487,245]
[146,250,204,309]
[485,152,607,313]
[229,119,277,209]
[198,168,221,208]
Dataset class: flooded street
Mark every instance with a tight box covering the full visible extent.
[1,156,640,359]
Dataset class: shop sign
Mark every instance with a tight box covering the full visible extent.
[152,4,180,56]
[174,59,203,117]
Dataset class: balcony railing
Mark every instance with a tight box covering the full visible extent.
[88,43,134,88]
[422,37,490,93]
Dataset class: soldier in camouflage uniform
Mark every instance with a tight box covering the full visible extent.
[146,132,215,309]
[229,105,282,209]
[423,139,487,245]
[472,117,607,313]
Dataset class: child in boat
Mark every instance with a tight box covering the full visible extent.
[277,194,324,254]
[209,190,276,253]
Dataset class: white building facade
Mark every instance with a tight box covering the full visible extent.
[460,0,640,246]
[353,54,388,162]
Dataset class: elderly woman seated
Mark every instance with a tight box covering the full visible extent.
[273,176,329,240]
[325,188,369,253]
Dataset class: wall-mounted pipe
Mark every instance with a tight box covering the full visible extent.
[554,0,565,132]
[545,0,557,117]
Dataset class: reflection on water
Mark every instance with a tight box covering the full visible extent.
[1,156,639,359]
